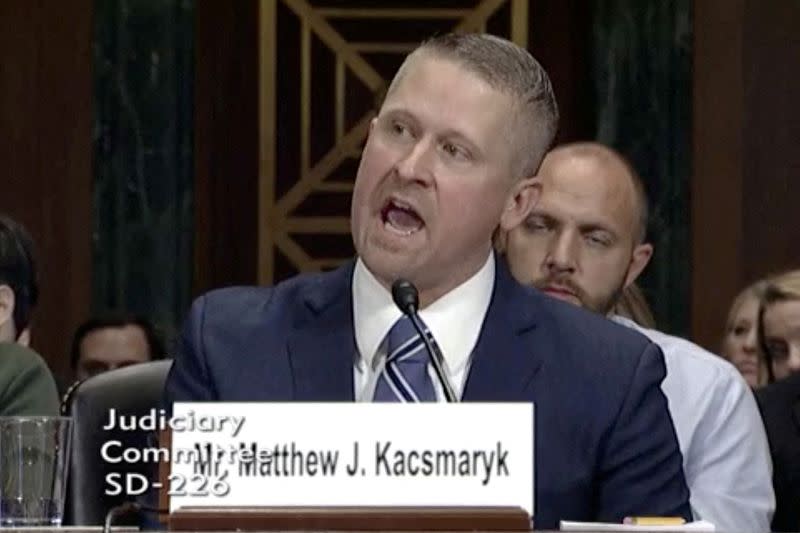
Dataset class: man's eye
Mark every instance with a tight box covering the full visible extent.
[441,142,468,161]
[586,233,611,247]
[386,120,414,140]
[524,218,548,232]
[392,122,408,135]
[83,362,107,376]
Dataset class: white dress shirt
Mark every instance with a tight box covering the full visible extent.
[352,252,495,401]
[612,315,775,532]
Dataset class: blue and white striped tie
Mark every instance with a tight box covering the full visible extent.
[373,315,437,402]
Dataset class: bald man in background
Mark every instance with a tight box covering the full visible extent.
[498,142,774,532]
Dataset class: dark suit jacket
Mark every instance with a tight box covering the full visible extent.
[757,373,800,532]
[165,259,691,529]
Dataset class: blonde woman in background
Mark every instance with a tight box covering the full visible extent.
[755,269,800,532]
[722,280,769,388]
[760,270,800,382]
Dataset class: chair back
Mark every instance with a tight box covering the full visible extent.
[62,360,172,525]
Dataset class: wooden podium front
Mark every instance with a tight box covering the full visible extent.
[168,506,532,531]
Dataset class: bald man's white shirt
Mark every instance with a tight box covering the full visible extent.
[612,315,774,532]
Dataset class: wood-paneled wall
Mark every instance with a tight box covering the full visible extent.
[692,0,800,350]
[0,0,93,381]
[193,1,260,294]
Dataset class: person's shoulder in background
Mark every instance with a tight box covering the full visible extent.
[756,373,800,532]
[0,341,60,415]
[757,371,800,411]
[756,371,800,446]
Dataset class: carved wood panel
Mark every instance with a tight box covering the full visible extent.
[258,0,529,284]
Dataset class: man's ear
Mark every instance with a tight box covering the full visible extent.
[499,177,540,231]
[0,285,15,331]
[624,243,654,287]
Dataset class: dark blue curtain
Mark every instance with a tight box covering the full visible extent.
[592,0,692,335]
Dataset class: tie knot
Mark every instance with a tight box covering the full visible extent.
[386,315,429,364]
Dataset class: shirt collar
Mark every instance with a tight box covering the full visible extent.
[352,252,496,373]
[610,314,646,332]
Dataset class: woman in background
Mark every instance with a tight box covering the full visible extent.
[722,280,768,388]
[760,270,800,381]
[756,269,800,532]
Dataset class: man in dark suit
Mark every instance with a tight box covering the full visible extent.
[166,33,690,528]
[757,372,800,532]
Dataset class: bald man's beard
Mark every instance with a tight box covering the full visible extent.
[533,266,630,316]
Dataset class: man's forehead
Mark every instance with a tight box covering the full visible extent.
[83,324,147,345]
[386,55,512,112]
[389,58,501,104]
[381,55,516,152]
[535,155,637,228]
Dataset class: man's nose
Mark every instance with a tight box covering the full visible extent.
[545,233,577,273]
[395,139,434,186]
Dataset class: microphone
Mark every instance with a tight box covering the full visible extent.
[391,279,458,402]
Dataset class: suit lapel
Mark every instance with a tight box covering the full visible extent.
[463,257,544,401]
[287,264,356,401]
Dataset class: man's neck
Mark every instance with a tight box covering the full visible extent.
[372,254,494,310]
[0,321,16,343]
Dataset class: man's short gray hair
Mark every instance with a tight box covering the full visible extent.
[388,33,559,178]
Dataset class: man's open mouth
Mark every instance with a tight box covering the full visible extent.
[380,198,424,236]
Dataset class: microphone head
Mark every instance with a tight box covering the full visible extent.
[391,279,419,315]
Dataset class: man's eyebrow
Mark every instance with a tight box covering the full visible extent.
[579,222,612,232]
[381,112,483,155]
[380,108,416,121]
[526,212,556,224]
[439,127,477,144]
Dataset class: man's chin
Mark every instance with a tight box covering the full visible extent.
[360,249,420,286]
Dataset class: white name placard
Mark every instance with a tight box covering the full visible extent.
[168,402,534,516]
